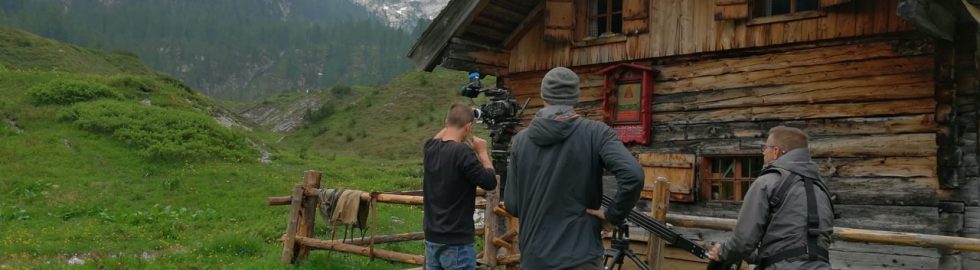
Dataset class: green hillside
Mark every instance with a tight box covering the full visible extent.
[0,26,463,269]
[0,0,426,100]
[248,69,494,161]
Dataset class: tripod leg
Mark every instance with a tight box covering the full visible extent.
[624,251,651,270]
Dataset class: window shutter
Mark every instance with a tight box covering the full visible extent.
[820,0,852,8]
[544,0,575,42]
[623,0,649,35]
[638,153,696,202]
[714,0,749,21]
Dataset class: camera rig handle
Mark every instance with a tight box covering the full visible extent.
[600,195,709,259]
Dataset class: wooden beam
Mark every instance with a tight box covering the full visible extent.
[295,236,425,265]
[898,0,956,41]
[503,1,545,49]
[296,170,321,260]
[281,185,304,264]
[665,214,980,252]
[406,0,490,71]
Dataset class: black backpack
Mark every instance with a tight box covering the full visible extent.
[755,167,837,269]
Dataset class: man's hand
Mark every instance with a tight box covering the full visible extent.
[470,136,493,169]
[708,243,721,261]
[470,136,488,154]
[586,208,614,232]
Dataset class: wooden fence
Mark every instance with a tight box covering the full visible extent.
[267,171,980,269]
[266,170,520,268]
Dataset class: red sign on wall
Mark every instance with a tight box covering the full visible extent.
[596,63,657,145]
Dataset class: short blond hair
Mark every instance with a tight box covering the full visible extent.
[768,126,809,151]
[446,103,474,128]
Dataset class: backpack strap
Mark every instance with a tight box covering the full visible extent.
[756,168,834,269]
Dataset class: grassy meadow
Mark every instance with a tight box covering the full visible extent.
[0,26,491,269]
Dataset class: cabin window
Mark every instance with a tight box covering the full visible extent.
[589,0,623,37]
[701,156,764,202]
[752,0,819,18]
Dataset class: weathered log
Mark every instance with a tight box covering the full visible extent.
[269,188,488,206]
[493,206,514,219]
[653,72,934,112]
[656,55,933,95]
[281,185,304,264]
[816,157,937,178]
[656,41,932,80]
[665,214,980,252]
[497,254,520,265]
[653,99,936,125]
[651,115,937,142]
[294,236,425,265]
[297,170,321,260]
[825,176,938,206]
[646,178,670,270]
[483,176,501,268]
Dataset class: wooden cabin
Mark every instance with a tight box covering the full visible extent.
[409,0,980,269]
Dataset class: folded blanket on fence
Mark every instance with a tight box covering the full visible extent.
[318,188,370,229]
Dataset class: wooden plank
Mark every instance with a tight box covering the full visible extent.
[657,55,934,95]
[407,0,490,71]
[653,72,934,112]
[638,133,936,158]
[296,171,321,260]
[821,1,840,39]
[810,133,936,158]
[658,40,931,80]
[835,0,858,38]
[819,157,937,178]
[872,0,891,34]
[855,0,875,36]
[639,153,696,202]
[666,213,980,250]
[282,185,304,264]
[651,115,937,142]
[503,1,544,49]
[295,236,425,265]
[827,176,938,205]
[653,99,936,125]
[646,178,670,270]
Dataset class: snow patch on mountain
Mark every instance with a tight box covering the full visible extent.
[352,0,448,29]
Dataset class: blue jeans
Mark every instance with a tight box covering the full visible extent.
[424,240,476,270]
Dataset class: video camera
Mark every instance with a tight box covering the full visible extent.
[459,72,526,128]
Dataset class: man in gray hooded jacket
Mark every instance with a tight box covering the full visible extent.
[708,126,834,270]
[504,67,644,270]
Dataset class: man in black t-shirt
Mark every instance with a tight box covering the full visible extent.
[422,103,497,270]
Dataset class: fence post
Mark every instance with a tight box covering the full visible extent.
[483,176,500,268]
[297,170,322,260]
[646,177,670,269]
[282,185,304,263]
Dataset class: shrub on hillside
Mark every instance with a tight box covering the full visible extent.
[305,103,335,123]
[29,79,121,105]
[60,100,256,162]
[108,75,157,93]
[331,84,352,97]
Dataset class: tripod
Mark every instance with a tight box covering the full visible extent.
[603,223,651,270]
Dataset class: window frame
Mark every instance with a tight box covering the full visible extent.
[699,155,764,203]
[588,0,623,38]
[747,0,825,26]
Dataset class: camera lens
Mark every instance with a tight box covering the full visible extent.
[472,108,483,119]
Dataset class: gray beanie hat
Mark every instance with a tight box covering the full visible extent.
[540,67,580,106]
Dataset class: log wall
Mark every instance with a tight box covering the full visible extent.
[510,36,941,205]
[508,0,912,73]
[512,35,957,269]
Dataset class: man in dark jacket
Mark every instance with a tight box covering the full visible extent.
[504,67,644,270]
[708,126,834,270]
[423,103,498,270]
